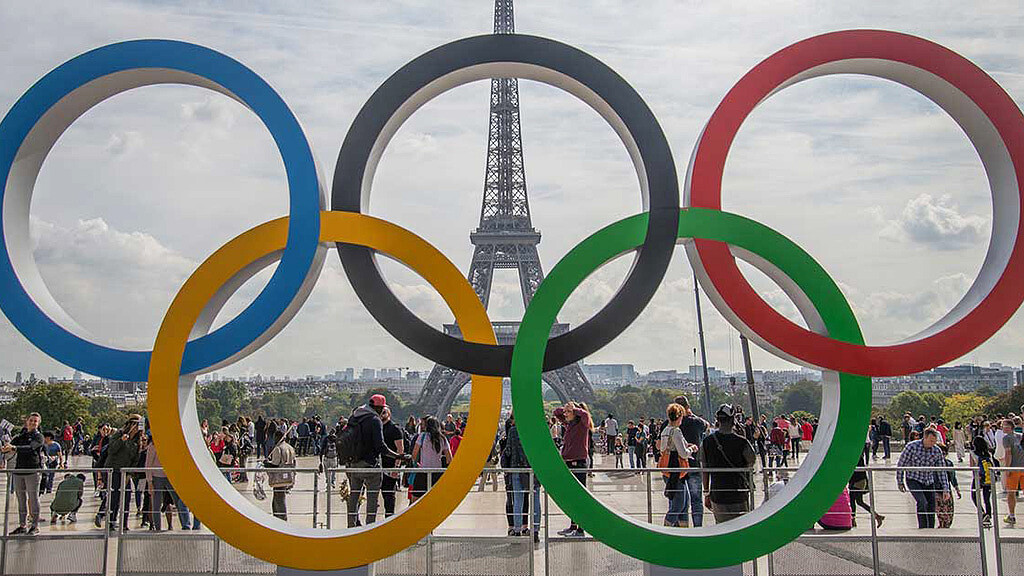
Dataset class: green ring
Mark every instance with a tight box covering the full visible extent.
[511,208,871,568]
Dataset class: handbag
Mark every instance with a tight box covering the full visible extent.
[218,452,234,466]
[658,450,689,478]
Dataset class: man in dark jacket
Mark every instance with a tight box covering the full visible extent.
[346,394,408,527]
[877,417,893,460]
[99,415,144,531]
[3,413,44,535]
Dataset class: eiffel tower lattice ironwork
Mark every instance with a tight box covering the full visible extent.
[416,0,596,417]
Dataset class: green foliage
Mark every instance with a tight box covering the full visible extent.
[791,410,815,421]
[0,382,88,432]
[778,380,822,416]
[985,384,1024,417]
[942,394,988,426]
[886,390,946,422]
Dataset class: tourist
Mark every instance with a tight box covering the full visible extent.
[346,394,407,526]
[801,417,815,448]
[848,452,884,528]
[614,436,625,468]
[896,428,949,529]
[634,418,648,470]
[101,415,145,531]
[1001,418,1024,526]
[264,429,296,521]
[443,414,458,439]
[255,415,267,458]
[768,420,788,474]
[660,403,694,527]
[952,422,967,463]
[604,414,619,457]
[380,407,405,517]
[60,421,73,466]
[875,416,892,460]
[788,416,802,462]
[626,421,639,468]
[554,402,591,536]
[40,431,62,494]
[701,404,755,524]
[971,434,994,527]
[411,416,451,503]
[501,414,539,540]
[218,433,238,481]
[404,416,418,438]
[675,394,709,527]
[146,437,188,531]
[49,473,85,524]
[3,413,44,535]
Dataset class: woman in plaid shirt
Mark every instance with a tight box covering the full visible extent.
[896,428,949,528]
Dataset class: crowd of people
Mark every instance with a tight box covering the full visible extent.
[3,395,1024,540]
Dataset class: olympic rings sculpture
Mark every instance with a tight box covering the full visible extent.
[1,29,1021,571]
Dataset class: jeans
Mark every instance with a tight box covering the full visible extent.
[881,436,891,459]
[347,462,382,527]
[272,486,288,521]
[906,478,937,528]
[12,473,40,528]
[665,478,690,526]
[510,473,541,531]
[711,500,750,524]
[628,446,637,468]
[791,438,801,460]
[151,476,191,530]
[106,471,131,528]
[681,471,704,527]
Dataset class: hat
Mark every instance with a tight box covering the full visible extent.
[716,404,736,419]
[369,394,388,408]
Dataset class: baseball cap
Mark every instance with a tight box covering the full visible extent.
[716,404,736,419]
[369,394,388,408]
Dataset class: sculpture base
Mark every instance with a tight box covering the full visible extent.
[644,563,743,576]
[278,566,373,576]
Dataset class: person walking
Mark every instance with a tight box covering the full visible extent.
[896,428,949,529]
[971,434,994,527]
[848,452,884,528]
[603,414,618,458]
[379,407,405,517]
[952,422,967,463]
[626,421,639,469]
[410,416,451,503]
[701,405,755,524]
[264,429,296,521]
[877,416,892,460]
[1001,418,1024,526]
[788,416,802,462]
[675,394,709,527]
[345,394,407,526]
[3,413,44,535]
[660,403,694,527]
[255,416,267,459]
[554,402,591,536]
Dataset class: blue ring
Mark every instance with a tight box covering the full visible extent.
[0,40,321,381]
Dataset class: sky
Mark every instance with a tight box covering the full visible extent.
[0,1,1023,381]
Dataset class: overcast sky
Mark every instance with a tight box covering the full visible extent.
[1,1,1022,381]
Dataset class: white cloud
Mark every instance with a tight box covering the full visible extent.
[880,193,989,250]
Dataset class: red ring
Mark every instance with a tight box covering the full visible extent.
[688,30,1024,377]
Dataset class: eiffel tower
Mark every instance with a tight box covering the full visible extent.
[416,0,596,417]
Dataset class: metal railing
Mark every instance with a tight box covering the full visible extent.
[0,461,1014,575]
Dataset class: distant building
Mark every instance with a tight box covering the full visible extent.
[581,363,637,387]
[360,368,376,381]
[872,364,1017,406]
[14,372,20,385]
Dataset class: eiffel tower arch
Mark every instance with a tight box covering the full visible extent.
[417,0,595,418]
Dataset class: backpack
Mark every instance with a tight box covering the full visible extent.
[336,416,366,466]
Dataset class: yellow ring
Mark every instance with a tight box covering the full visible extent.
[148,212,500,569]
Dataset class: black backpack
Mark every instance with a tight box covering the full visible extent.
[336,416,366,466]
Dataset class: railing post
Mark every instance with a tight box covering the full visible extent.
[972,468,989,576]
[116,469,127,576]
[645,469,653,524]
[866,467,880,576]
[543,487,550,576]
[1,469,10,574]
[993,467,1004,576]
[213,533,221,574]
[102,469,112,576]
[312,471,319,528]
[528,469,535,576]
[326,468,332,530]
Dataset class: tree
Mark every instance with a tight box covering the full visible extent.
[942,394,987,426]
[0,382,89,432]
[985,385,1024,417]
[197,381,246,424]
[778,381,822,416]
[886,391,928,422]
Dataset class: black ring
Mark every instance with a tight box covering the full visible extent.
[332,34,679,376]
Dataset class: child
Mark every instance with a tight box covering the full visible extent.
[50,473,85,524]
[972,435,994,527]
[614,436,625,469]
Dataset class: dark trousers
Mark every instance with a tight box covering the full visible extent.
[566,460,587,531]
[907,478,937,528]
[103,471,130,528]
[881,436,891,459]
[972,480,993,518]
[791,438,801,460]
[272,487,288,521]
[381,474,398,517]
